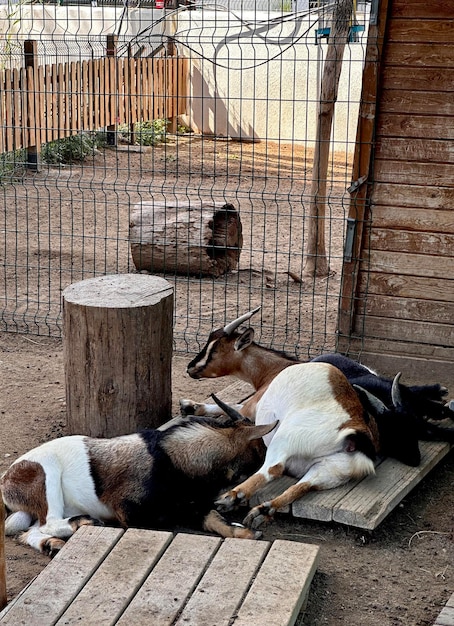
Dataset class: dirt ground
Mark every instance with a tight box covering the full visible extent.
[1,331,453,626]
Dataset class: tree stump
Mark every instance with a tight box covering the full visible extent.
[129,201,243,277]
[62,274,173,438]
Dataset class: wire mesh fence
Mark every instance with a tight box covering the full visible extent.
[0,1,370,356]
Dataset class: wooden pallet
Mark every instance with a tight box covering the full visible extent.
[0,527,319,626]
[434,592,454,626]
[211,380,452,531]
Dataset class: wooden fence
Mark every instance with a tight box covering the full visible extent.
[0,38,189,157]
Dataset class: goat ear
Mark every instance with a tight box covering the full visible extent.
[353,384,388,415]
[246,420,279,441]
[234,328,254,352]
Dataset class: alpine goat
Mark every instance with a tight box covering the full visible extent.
[181,307,454,444]
[1,413,278,555]
[213,362,424,530]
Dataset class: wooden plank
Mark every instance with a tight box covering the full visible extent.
[0,526,124,625]
[175,538,271,626]
[375,136,454,164]
[380,91,454,116]
[378,113,454,140]
[361,294,454,325]
[117,533,221,626]
[4,70,13,152]
[358,271,454,303]
[353,314,453,347]
[337,0,390,338]
[336,336,454,367]
[70,62,77,133]
[331,441,451,530]
[387,19,454,44]
[365,249,454,279]
[434,591,454,626]
[55,529,172,626]
[383,43,454,68]
[391,0,454,19]
[368,228,454,257]
[372,182,454,210]
[232,540,319,626]
[374,161,454,188]
[381,66,454,92]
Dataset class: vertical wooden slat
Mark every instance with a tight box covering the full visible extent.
[117,58,125,125]
[337,0,391,346]
[0,70,5,154]
[93,59,100,130]
[70,61,77,134]
[51,64,58,141]
[13,69,21,149]
[130,58,137,125]
[44,64,51,144]
[57,63,64,139]
[4,70,12,152]
[88,60,94,131]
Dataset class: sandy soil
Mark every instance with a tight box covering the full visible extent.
[1,332,453,626]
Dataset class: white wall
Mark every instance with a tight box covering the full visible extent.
[1,5,369,151]
[172,9,369,151]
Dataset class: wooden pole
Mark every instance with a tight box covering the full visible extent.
[303,0,353,279]
[106,34,118,147]
[62,274,173,438]
[0,500,6,611]
[24,39,40,171]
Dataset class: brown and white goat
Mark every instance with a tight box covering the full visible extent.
[1,413,277,555]
[181,307,454,445]
[212,362,419,530]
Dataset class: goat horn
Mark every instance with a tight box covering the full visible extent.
[391,372,403,408]
[211,393,245,422]
[353,384,388,415]
[223,306,261,335]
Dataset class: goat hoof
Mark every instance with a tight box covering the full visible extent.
[179,399,198,416]
[68,515,104,531]
[243,503,275,529]
[42,537,66,558]
[215,492,241,512]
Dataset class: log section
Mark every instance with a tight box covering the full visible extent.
[62,274,173,437]
[129,201,242,277]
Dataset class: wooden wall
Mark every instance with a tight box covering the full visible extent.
[338,0,454,385]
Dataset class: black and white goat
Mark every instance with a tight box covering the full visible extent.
[1,413,278,555]
[181,307,454,444]
[213,362,422,529]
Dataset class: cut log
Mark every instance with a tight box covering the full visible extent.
[62,274,173,437]
[129,201,243,277]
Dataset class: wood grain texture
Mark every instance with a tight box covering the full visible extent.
[232,541,319,626]
[174,539,271,626]
[331,441,450,529]
[0,526,124,625]
[116,533,223,626]
[55,529,172,626]
[62,274,174,437]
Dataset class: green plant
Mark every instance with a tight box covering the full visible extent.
[41,132,106,165]
[118,119,170,146]
[0,149,26,184]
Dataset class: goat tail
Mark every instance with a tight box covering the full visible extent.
[4,510,33,536]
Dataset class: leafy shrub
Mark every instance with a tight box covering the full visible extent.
[41,132,106,165]
[118,119,170,146]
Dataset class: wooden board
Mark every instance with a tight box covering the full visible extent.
[0,529,319,626]
[434,591,454,626]
[212,383,453,531]
[0,527,124,625]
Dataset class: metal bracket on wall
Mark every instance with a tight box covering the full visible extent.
[343,218,357,263]
[347,175,367,194]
